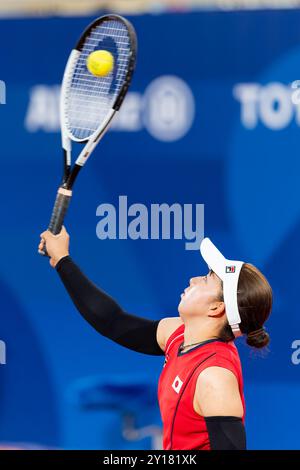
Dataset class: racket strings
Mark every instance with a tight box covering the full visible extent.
[65,19,132,140]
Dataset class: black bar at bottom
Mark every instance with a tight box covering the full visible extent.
[0,450,299,465]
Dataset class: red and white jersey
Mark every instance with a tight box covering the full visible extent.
[157,324,245,450]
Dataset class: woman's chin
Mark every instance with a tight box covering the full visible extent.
[178,297,186,315]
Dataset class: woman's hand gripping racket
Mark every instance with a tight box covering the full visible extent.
[39,14,137,256]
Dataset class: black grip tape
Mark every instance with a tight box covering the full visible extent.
[40,190,72,257]
[48,190,72,235]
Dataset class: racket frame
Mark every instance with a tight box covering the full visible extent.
[41,14,137,245]
[60,14,137,190]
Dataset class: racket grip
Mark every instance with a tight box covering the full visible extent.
[40,187,72,257]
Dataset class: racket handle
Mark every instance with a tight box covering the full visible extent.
[40,187,72,257]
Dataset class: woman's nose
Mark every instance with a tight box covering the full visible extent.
[190,276,201,285]
[190,276,205,286]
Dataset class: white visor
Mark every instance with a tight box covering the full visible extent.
[200,237,244,337]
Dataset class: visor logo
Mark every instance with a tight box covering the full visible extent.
[226,266,236,273]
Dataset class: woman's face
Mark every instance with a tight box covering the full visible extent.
[178,270,223,318]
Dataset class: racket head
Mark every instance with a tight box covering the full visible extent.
[61,14,137,143]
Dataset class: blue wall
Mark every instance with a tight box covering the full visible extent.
[0,9,299,449]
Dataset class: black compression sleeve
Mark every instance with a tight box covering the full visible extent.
[204,416,246,450]
[56,256,164,356]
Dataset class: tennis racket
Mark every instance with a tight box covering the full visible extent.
[40,14,137,255]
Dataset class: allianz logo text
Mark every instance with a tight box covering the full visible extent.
[25,76,195,142]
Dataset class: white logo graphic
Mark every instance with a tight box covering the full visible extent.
[233,82,300,130]
[172,375,183,394]
[24,76,195,142]
[142,76,195,142]
[291,80,300,105]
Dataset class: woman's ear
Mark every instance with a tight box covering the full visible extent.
[208,302,225,318]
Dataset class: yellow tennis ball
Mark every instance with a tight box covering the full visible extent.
[86,50,114,77]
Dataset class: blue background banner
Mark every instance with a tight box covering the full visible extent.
[0,9,300,449]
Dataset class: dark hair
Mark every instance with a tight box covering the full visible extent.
[218,263,272,349]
